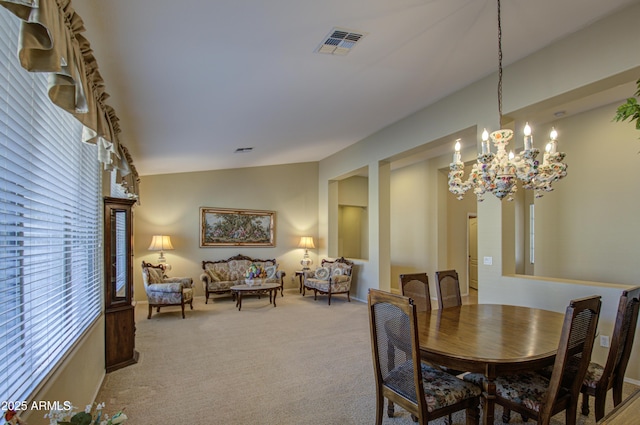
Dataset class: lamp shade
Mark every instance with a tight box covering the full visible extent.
[298,236,315,249]
[148,235,174,251]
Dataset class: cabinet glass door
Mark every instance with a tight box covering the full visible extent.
[110,209,128,301]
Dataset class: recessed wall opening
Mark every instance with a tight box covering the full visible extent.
[337,174,369,260]
[502,97,639,285]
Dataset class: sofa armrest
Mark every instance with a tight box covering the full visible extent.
[164,276,193,288]
[147,282,185,293]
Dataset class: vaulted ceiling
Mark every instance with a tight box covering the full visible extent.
[72,0,639,176]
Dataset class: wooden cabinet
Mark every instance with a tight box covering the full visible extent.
[104,197,139,372]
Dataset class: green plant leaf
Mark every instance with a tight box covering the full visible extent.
[613,79,640,138]
[69,412,93,425]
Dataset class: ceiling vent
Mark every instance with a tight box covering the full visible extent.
[316,28,367,56]
[234,147,254,153]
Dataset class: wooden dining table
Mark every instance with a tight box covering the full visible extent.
[417,304,566,425]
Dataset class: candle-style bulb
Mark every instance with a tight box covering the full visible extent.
[523,122,533,151]
[508,151,515,160]
[481,129,490,155]
[453,140,462,163]
[550,127,558,141]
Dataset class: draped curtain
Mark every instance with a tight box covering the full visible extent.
[0,0,139,197]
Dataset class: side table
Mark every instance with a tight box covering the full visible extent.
[295,270,306,293]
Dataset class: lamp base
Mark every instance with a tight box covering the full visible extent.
[300,256,313,270]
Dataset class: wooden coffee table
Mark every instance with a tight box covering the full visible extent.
[230,283,280,311]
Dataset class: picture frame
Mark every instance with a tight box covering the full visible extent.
[200,207,276,247]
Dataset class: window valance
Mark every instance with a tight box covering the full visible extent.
[0,0,139,197]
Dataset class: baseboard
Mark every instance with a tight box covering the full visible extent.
[625,377,640,386]
[92,370,107,405]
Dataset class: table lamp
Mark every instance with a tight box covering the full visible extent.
[298,236,315,270]
[148,235,174,266]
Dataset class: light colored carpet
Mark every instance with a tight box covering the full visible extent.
[97,289,637,424]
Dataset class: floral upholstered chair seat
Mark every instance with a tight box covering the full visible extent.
[142,261,194,319]
[200,254,285,303]
[386,361,482,413]
[302,257,354,305]
[464,371,568,413]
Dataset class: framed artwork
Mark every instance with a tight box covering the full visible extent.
[200,207,275,247]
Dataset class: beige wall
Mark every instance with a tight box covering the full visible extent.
[389,158,474,298]
[318,2,640,382]
[338,176,368,207]
[390,161,432,293]
[133,162,319,300]
[23,319,105,425]
[532,103,640,284]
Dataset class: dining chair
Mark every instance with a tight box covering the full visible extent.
[368,289,481,425]
[464,295,602,425]
[399,272,456,423]
[435,270,462,310]
[400,273,431,313]
[580,286,640,421]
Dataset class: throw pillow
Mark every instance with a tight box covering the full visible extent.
[147,267,164,283]
[205,268,222,282]
[265,265,277,279]
[333,275,348,283]
[314,266,330,280]
[331,267,343,277]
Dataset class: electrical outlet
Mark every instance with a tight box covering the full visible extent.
[600,335,610,348]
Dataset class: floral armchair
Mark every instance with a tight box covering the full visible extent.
[302,257,354,305]
[141,261,194,319]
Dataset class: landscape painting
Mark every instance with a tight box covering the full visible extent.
[200,207,275,247]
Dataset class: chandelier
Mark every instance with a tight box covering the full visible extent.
[448,0,568,201]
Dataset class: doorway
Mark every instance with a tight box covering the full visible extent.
[468,214,478,290]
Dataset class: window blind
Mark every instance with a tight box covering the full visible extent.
[0,7,102,406]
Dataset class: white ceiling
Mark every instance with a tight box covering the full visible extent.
[71,0,639,176]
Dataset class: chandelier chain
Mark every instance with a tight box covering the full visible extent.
[497,0,503,123]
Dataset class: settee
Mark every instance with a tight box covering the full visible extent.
[200,254,286,303]
[302,257,354,305]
